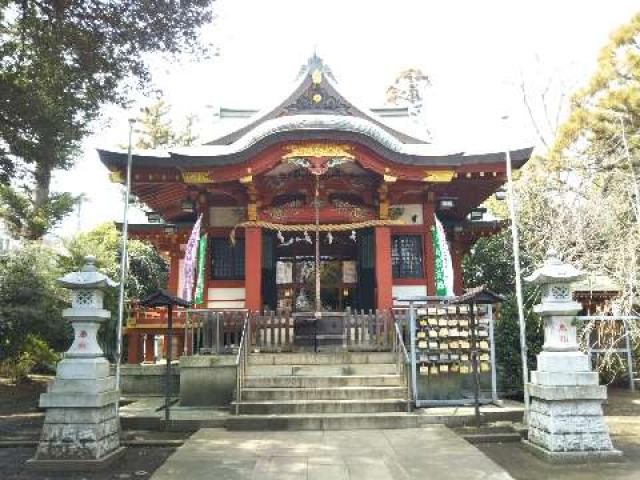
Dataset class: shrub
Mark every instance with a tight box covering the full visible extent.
[0,334,60,383]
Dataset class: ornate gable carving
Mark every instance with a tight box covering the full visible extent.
[283,85,352,115]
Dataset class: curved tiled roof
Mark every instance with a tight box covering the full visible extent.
[97,55,534,171]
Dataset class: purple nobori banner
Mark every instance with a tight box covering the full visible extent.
[181,214,203,302]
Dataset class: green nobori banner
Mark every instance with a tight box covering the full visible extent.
[431,214,454,296]
[431,225,447,296]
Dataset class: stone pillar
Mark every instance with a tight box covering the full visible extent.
[28,256,125,470]
[374,226,393,310]
[523,249,621,463]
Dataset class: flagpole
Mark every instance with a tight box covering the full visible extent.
[502,115,530,423]
[116,118,136,395]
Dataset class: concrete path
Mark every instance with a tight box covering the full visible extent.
[150,426,513,480]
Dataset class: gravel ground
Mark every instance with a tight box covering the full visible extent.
[0,376,186,480]
[475,387,640,480]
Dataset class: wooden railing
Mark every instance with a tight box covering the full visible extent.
[252,309,393,352]
[253,311,295,352]
[131,306,394,355]
[345,310,392,351]
[190,310,246,354]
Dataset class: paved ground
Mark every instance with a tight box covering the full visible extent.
[149,426,512,480]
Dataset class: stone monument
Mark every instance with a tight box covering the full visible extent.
[523,249,622,462]
[27,256,125,470]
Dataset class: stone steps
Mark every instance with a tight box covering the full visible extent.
[244,374,403,388]
[234,352,409,426]
[234,399,407,415]
[248,352,396,365]
[246,363,398,377]
[225,412,420,431]
[241,386,407,401]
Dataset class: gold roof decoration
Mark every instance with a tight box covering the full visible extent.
[109,170,124,183]
[282,143,355,160]
[311,68,323,85]
[423,170,455,183]
[182,171,214,184]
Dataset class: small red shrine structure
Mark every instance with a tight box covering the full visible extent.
[98,55,533,363]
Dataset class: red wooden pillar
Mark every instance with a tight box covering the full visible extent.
[176,335,185,359]
[374,226,393,311]
[423,200,436,295]
[168,253,180,295]
[127,331,142,364]
[144,334,155,363]
[198,193,210,306]
[451,239,465,295]
[244,227,262,312]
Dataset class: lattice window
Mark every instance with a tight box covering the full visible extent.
[550,285,570,300]
[75,290,94,306]
[211,238,245,280]
[391,235,424,279]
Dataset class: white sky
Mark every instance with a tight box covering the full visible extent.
[51,0,639,237]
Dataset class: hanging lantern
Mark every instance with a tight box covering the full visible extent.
[469,207,487,221]
[181,198,196,213]
[437,197,457,211]
[163,224,177,235]
[146,211,161,223]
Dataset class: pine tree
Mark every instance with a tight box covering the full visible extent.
[136,98,174,150]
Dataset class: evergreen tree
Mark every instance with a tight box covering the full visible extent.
[386,68,431,106]
[552,13,640,165]
[0,1,215,239]
[136,98,174,150]
[178,114,199,147]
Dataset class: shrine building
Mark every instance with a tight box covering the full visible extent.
[98,55,533,363]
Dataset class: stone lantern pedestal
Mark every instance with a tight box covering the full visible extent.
[523,250,621,462]
[27,257,125,470]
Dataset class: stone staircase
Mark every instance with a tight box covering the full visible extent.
[227,352,412,430]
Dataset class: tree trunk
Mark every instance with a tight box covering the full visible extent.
[30,160,52,240]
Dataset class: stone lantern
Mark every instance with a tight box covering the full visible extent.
[523,249,621,462]
[28,256,125,470]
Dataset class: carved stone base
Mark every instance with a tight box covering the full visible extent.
[522,440,622,464]
[26,446,125,471]
[526,377,620,460]
[30,373,123,469]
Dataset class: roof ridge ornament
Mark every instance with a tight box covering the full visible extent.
[300,52,336,83]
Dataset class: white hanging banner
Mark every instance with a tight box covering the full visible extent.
[434,214,455,296]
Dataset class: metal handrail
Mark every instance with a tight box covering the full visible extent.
[235,314,250,415]
[394,321,410,364]
[393,318,412,412]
